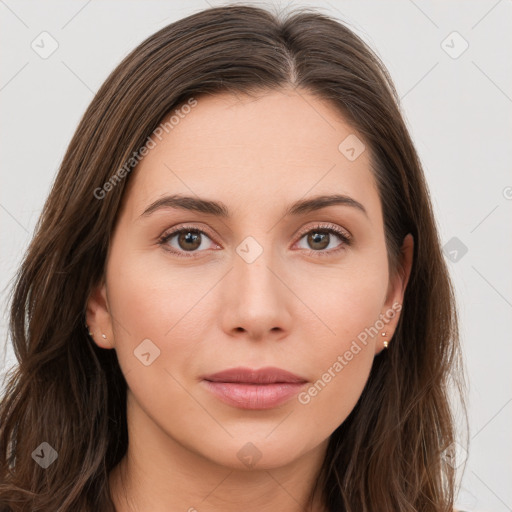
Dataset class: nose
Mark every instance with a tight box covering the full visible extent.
[219,242,293,341]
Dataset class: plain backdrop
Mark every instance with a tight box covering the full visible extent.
[1,1,511,510]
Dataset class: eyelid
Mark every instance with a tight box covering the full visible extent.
[293,222,352,243]
[158,223,219,253]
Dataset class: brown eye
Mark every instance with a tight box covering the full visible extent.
[295,224,351,256]
[307,230,330,250]
[177,230,202,251]
[159,226,218,257]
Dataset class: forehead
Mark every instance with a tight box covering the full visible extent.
[121,88,380,221]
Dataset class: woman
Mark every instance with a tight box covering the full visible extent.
[0,4,465,511]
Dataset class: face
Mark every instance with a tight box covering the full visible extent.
[87,87,412,471]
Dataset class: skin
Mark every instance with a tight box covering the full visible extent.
[87,87,413,512]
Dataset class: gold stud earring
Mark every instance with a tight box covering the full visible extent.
[381,332,389,349]
[102,333,107,340]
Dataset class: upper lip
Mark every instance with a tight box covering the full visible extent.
[202,366,307,384]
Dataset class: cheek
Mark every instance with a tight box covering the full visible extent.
[107,245,213,333]
[104,248,209,379]
[293,254,388,348]
[291,260,387,426]
[294,310,378,436]
[298,345,374,429]
[104,253,211,433]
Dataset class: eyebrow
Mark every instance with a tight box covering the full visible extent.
[139,193,368,219]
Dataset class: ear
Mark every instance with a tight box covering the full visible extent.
[376,233,414,353]
[85,277,115,349]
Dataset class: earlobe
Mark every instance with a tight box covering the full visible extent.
[85,280,114,349]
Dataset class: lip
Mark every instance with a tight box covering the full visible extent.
[201,366,308,410]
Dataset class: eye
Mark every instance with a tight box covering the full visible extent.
[158,225,219,258]
[294,223,351,256]
[158,222,352,259]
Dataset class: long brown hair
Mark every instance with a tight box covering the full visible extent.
[0,4,465,511]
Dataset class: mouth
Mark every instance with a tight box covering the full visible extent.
[201,366,308,410]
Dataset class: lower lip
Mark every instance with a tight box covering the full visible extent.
[202,380,307,410]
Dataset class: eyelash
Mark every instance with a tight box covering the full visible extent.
[157,223,352,259]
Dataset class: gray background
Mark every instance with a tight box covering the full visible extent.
[1,1,511,510]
